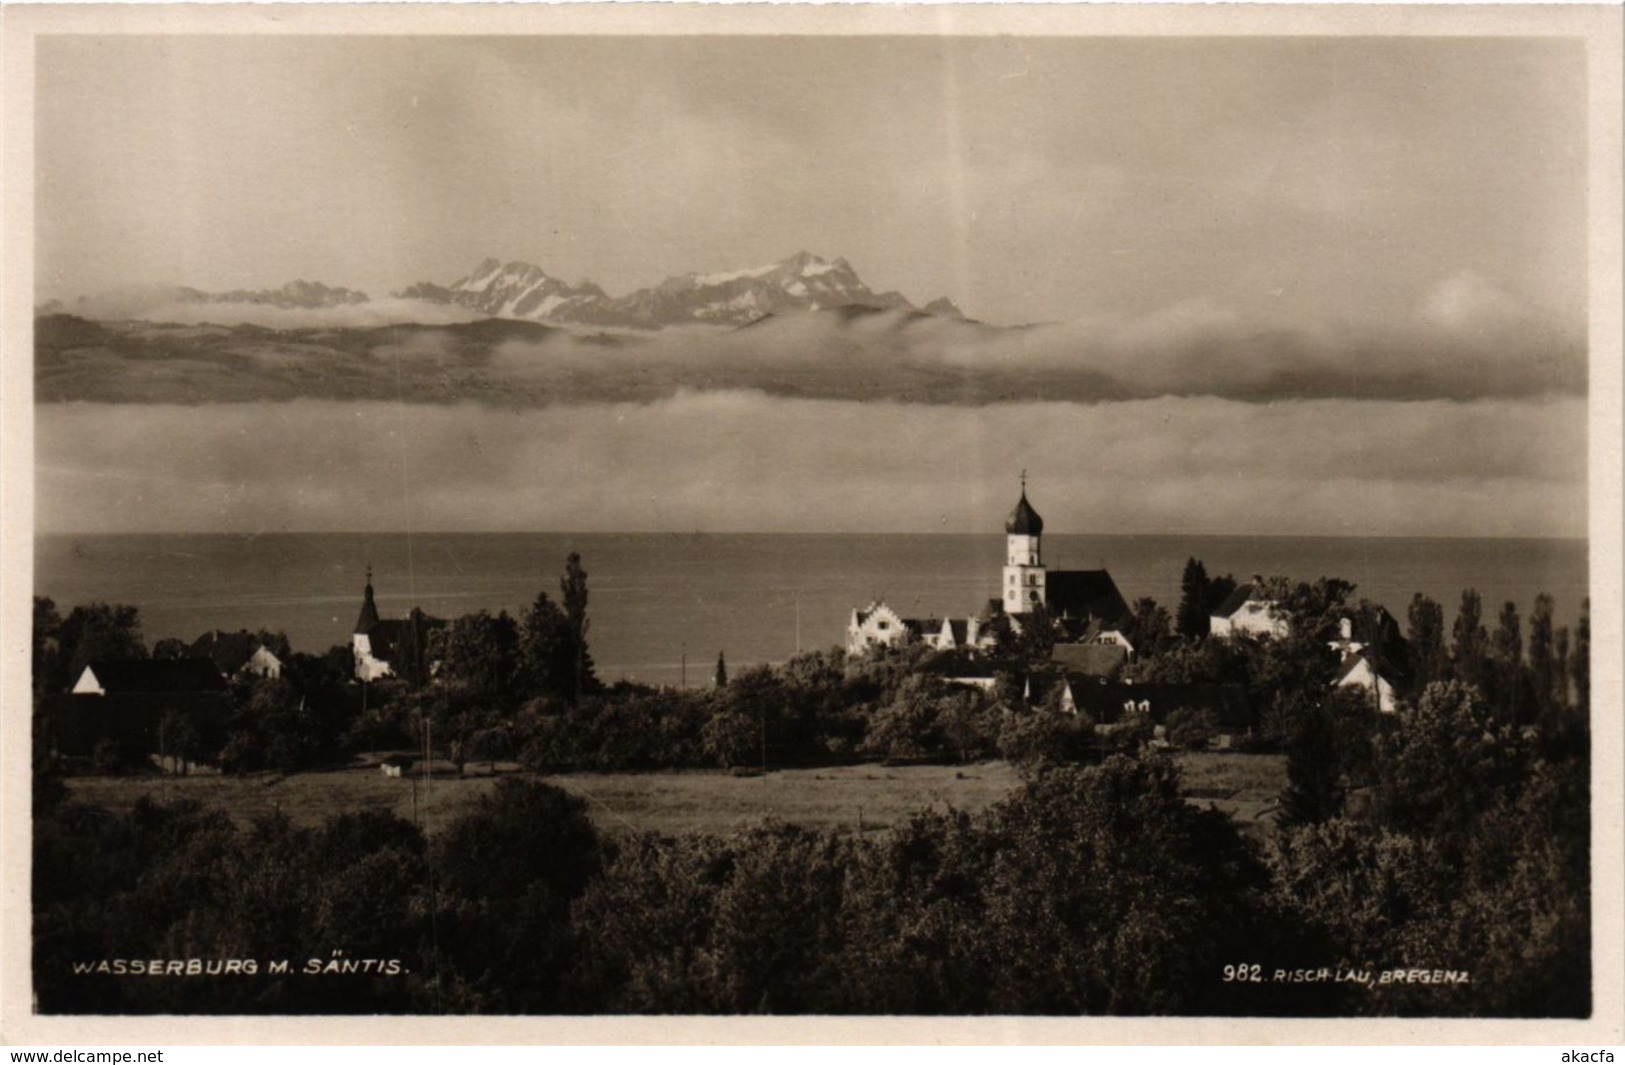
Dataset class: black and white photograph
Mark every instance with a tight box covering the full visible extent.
[3,2,1621,1042]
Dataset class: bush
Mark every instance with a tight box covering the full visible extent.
[1164,706,1218,750]
[90,737,143,775]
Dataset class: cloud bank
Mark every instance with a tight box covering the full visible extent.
[36,394,1587,539]
[41,270,1583,409]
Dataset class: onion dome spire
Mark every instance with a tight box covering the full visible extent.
[1005,471,1044,536]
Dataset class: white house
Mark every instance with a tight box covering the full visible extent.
[1210,579,1289,639]
[847,601,912,654]
[1335,652,1403,714]
[189,630,284,681]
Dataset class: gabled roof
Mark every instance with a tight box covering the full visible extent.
[189,630,274,675]
[1334,650,1404,687]
[81,659,227,694]
[1051,641,1127,678]
[853,601,902,627]
[948,619,970,645]
[1212,582,1263,618]
[1046,570,1130,624]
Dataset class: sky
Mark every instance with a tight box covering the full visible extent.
[31,32,1592,537]
[36,35,1586,326]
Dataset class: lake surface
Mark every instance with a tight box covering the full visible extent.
[35,533,1588,689]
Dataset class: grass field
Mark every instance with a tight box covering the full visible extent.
[61,752,1286,838]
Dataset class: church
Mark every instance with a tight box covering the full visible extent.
[351,567,411,682]
[847,479,1132,658]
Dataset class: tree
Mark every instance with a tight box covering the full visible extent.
[431,778,602,1011]
[1268,576,1356,644]
[53,602,148,693]
[1571,597,1589,717]
[157,709,203,774]
[1552,626,1571,710]
[1122,598,1173,659]
[429,610,520,706]
[1176,558,1210,638]
[976,756,1276,1014]
[1490,600,1526,725]
[1527,594,1557,717]
[222,678,318,773]
[151,637,189,661]
[1010,603,1057,661]
[1450,589,1488,693]
[395,608,443,690]
[1405,593,1446,702]
[517,592,575,707]
[1374,680,1526,843]
[713,651,728,688]
[1279,704,1343,826]
[32,596,61,701]
[560,552,598,702]
[1203,573,1239,623]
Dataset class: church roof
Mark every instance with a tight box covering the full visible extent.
[354,575,381,634]
[1005,489,1044,536]
[363,619,411,663]
[1046,570,1130,624]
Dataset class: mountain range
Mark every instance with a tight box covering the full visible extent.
[43,252,971,330]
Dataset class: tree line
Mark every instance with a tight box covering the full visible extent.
[35,556,1591,780]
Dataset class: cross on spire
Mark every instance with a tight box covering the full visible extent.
[1020,468,1027,492]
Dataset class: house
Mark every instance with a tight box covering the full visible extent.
[1209,578,1288,639]
[72,658,227,696]
[846,603,994,656]
[1335,652,1404,714]
[49,659,230,764]
[1044,675,1253,732]
[1050,640,1129,678]
[847,601,915,654]
[189,629,283,681]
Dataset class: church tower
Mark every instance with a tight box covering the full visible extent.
[1002,474,1046,614]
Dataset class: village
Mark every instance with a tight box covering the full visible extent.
[34,480,1439,788]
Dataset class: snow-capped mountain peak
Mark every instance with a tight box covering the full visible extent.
[436,259,607,321]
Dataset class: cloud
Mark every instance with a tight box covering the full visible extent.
[472,277,1585,404]
[35,393,1586,539]
[39,270,1584,409]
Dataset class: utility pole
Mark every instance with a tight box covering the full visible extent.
[681,645,687,691]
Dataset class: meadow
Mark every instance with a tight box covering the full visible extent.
[60,751,1285,838]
